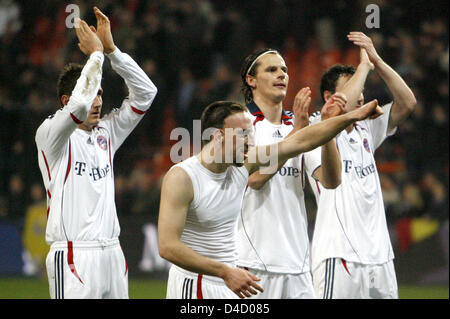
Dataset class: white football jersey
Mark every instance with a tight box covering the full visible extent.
[36,48,157,244]
[311,102,396,270]
[173,156,249,265]
[236,102,321,274]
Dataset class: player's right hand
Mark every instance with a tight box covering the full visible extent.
[92,7,116,54]
[223,267,264,298]
[75,18,104,55]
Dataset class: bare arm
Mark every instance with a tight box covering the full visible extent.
[158,167,263,298]
[338,48,374,109]
[312,49,374,188]
[348,32,417,130]
[312,93,348,189]
[244,99,383,174]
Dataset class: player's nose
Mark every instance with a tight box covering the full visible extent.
[93,96,102,108]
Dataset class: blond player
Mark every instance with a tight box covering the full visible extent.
[310,32,417,299]
[35,8,157,298]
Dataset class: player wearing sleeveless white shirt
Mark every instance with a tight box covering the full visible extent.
[166,156,248,299]
[35,11,157,299]
[311,32,417,299]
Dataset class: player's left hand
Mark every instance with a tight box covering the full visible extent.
[347,32,382,65]
[353,99,384,121]
[292,87,311,130]
[91,7,116,54]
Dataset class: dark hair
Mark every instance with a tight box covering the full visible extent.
[320,64,356,103]
[240,48,280,104]
[56,63,84,106]
[200,101,248,146]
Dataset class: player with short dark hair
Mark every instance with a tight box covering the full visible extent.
[320,64,356,101]
[310,32,417,299]
[56,63,85,105]
[35,7,157,299]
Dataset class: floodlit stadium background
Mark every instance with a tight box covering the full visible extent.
[0,0,448,298]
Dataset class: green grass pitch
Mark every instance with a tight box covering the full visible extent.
[0,277,448,299]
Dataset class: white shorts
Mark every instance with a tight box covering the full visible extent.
[166,264,238,299]
[46,238,128,299]
[312,258,398,299]
[244,268,316,299]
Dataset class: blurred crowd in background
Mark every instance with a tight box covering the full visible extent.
[0,0,448,281]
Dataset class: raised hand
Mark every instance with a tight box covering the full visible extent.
[347,32,381,65]
[75,18,103,55]
[321,92,347,120]
[92,6,116,54]
[360,48,375,70]
[292,87,311,130]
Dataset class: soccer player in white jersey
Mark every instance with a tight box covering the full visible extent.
[310,32,417,299]
[235,48,344,299]
[158,97,385,299]
[35,8,157,299]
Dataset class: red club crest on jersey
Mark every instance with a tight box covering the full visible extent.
[363,138,370,153]
[97,135,108,151]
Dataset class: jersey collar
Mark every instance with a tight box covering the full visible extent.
[247,101,293,125]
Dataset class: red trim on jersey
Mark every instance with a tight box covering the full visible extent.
[108,138,112,169]
[315,180,321,195]
[252,111,264,117]
[46,190,51,219]
[41,150,51,181]
[341,258,351,276]
[253,116,264,126]
[196,274,203,299]
[281,114,294,126]
[64,140,71,183]
[67,241,84,284]
[301,156,305,189]
[70,112,83,124]
[131,105,146,115]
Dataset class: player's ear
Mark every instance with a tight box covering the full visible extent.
[61,95,70,106]
[215,128,224,143]
[323,90,332,102]
[246,75,256,89]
